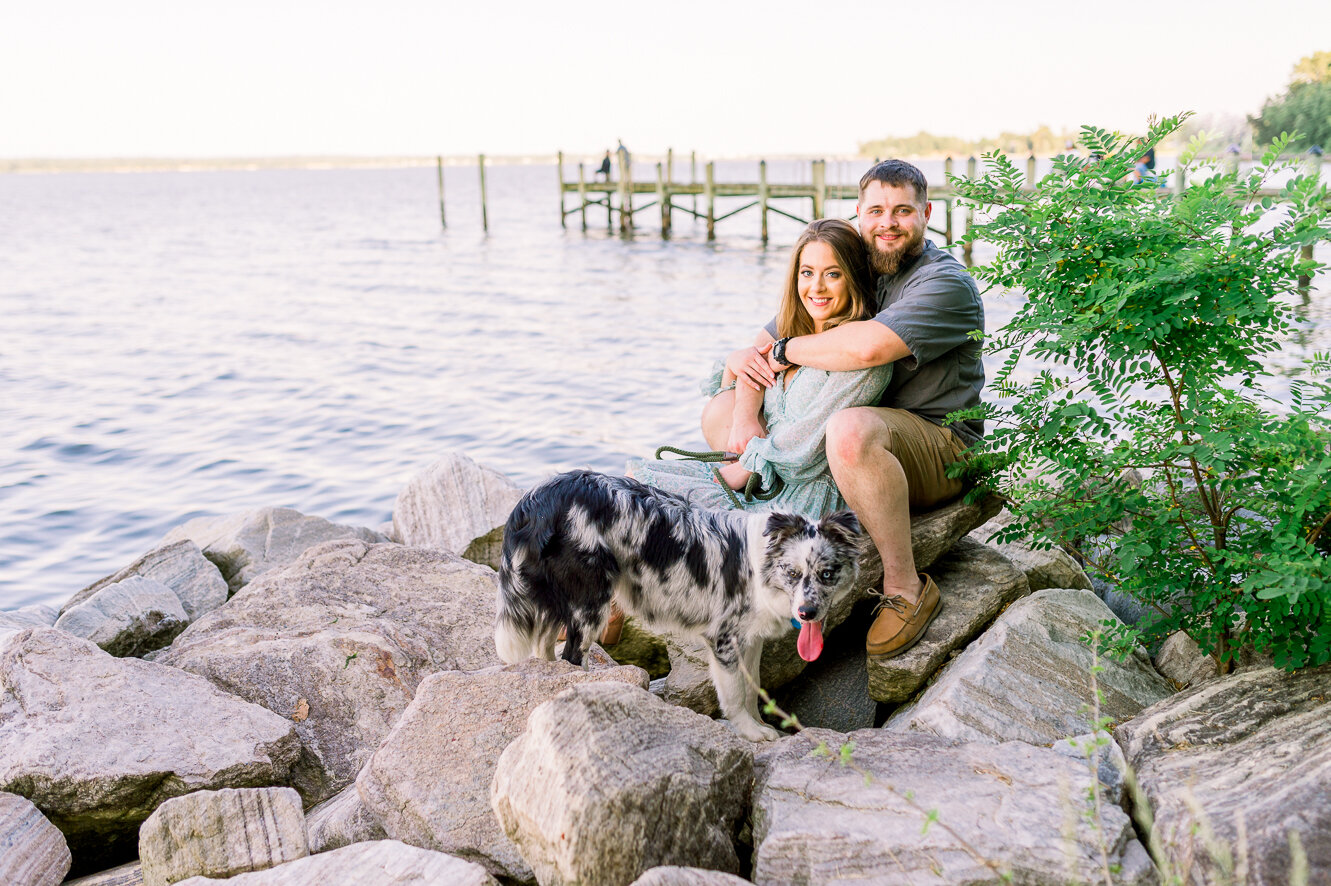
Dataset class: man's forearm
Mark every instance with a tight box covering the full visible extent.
[783,320,910,371]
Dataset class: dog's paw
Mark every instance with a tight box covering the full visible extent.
[728,718,782,742]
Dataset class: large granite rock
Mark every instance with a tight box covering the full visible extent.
[54,576,189,657]
[359,657,649,881]
[63,862,143,886]
[156,539,503,805]
[0,628,300,873]
[0,791,71,886]
[0,604,59,642]
[492,682,752,886]
[61,540,227,622]
[866,537,1031,703]
[631,869,752,886]
[1152,630,1219,690]
[1116,663,1331,886]
[173,840,499,885]
[392,452,525,570]
[969,511,1092,591]
[751,728,1154,885]
[161,508,387,593]
[303,784,385,854]
[885,588,1173,744]
[658,496,1003,717]
[139,788,308,886]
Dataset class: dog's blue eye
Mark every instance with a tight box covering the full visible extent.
[820,569,834,581]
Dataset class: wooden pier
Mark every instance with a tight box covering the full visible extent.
[553,150,996,260]
[434,151,1323,283]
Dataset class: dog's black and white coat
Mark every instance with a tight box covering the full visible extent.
[493,470,865,741]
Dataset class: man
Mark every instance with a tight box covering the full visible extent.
[701,159,984,658]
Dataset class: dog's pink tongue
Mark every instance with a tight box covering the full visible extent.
[797,620,824,662]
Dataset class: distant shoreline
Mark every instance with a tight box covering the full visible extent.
[4,152,876,175]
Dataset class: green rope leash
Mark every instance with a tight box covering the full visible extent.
[652,446,785,506]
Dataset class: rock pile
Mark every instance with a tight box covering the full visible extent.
[1,451,1325,885]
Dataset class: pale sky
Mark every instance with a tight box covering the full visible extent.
[3,0,1327,158]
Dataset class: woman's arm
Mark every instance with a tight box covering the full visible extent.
[740,364,894,487]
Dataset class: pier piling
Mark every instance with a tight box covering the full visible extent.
[436,156,446,229]
[758,160,769,244]
[577,164,587,231]
[479,154,489,232]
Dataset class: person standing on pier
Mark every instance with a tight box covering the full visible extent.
[704,159,984,661]
[596,150,612,181]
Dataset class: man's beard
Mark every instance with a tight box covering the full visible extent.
[865,226,925,276]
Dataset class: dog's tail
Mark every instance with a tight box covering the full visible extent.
[494,521,559,663]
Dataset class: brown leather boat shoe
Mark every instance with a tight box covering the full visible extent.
[865,574,942,658]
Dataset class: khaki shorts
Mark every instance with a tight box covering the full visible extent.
[863,407,968,511]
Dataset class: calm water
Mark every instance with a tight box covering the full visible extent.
[2,161,1326,611]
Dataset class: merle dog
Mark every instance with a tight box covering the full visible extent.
[493,470,865,740]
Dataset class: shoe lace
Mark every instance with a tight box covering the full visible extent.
[873,594,909,616]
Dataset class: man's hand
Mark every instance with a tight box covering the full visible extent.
[727,412,765,457]
[726,343,778,390]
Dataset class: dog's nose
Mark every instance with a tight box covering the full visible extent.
[797,605,818,621]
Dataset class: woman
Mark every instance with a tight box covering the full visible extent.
[629,218,892,517]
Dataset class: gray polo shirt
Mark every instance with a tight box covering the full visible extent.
[872,241,985,445]
[766,240,984,445]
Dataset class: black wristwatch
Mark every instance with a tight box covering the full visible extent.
[772,336,795,368]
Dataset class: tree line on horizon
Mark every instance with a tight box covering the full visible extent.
[862,50,1328,159]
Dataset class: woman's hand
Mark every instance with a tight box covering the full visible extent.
[726,343,777,391]
[727,413,765,457]
[717,461,753,491]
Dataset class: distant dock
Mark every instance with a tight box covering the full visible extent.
[552,150,980,253]
[434,151,1325,276]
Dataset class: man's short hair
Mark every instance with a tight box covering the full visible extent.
[859,159,929,205]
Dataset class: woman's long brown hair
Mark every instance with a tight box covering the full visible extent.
[774,218,874,340]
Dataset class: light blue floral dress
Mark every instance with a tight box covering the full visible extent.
[627,361,893,518]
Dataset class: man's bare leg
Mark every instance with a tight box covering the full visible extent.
[825,408,924,603]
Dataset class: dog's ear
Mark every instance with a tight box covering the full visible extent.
[818,510,866,550]
[764,511,811,543]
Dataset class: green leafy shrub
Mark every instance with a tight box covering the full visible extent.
[953,114,1331,671]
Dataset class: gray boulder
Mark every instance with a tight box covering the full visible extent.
[54,576,189,657]
[174,840,499,886]
[0,628,300,872]
[61,540,227,623]
[658,495,1003,717]
[156,539,504,805]
[62,861,143,886]
[303,784,385,854]
[139,788,307,886]
[751,728,1154,885]
[358,658,650,881]
[491,682,752,886]
[392,452,525,570]
[1153,630,1219,689]
[1116,663,1331,886]
[885,588,1173,744]
[969,511,1092,591]
[630,869,752,886]
[161,508,387,594]
[866,537,1031,703]
[0,791,71,886]
[0,604,59,642]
